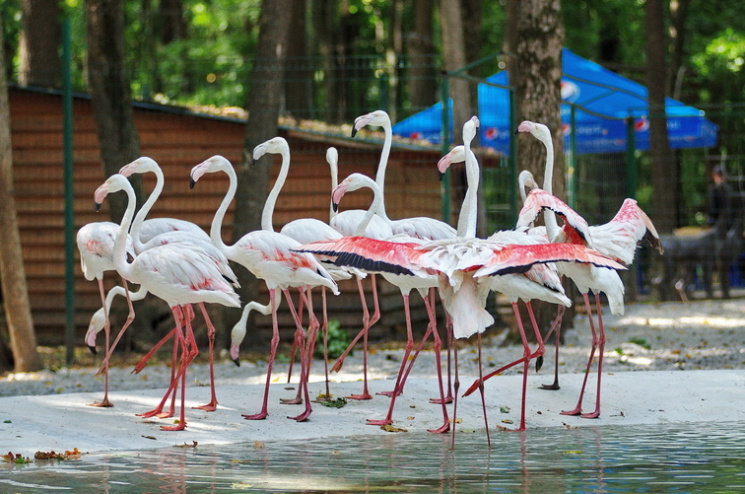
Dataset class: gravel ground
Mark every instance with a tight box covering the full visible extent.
[2,298,744,398]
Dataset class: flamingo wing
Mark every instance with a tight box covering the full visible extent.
[590,198,664,264]
[517,189,593,246]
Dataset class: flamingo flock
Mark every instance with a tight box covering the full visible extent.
[77,110,661,443]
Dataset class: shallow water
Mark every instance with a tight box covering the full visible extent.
[2,421,744,493]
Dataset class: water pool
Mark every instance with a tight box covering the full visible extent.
[2,421,744,493]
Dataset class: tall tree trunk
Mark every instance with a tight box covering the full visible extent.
[86,0,143,223]
[18,0,62,88]
[646,0,675,233]
[439,0,471,144]
[285,0,312,120]
[227,0,292,347]
[506,0,568,342]
[668,0,691,99]
[408,0,437,111]
[0,16,41,372]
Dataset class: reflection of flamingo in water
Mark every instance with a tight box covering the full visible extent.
[294,117,626,441]
[76,221,134,407]
[330,172,451,433]
[95,173,240,430]
[190,153,338,422]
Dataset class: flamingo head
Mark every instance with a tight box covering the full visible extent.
[229,321,246,366]
[190,155,230,188]
[437,145,466,179]
[119,156,159,177]
[518,170,539,200]
[85,308,105,354]
[94,174,129,211]
[462,116,480,144]
[351,109,391,137]
[517,120,551,143]
[325,147,338,167]
[251,136,289,165]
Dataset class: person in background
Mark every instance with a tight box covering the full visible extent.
[707,164,734,234]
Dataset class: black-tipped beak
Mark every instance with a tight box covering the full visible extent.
[535,355,544,372]
[88,345,97,355]
[94,202,102,212]
[332,202,339,213]
[250,158,258,167]
[438,171,445,182]
[189,177,196,189]
[233,358,240,367]
[351,127,358,138]
[514,128,520,135]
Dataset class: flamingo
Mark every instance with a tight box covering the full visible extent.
[94,173,240,431]
[278,147,363,400]
[515,184,661,418]
[330,172,451,433]
[439,146,573,432]
[76,221,134,407]
[516,120,662,416]
[113,156,239,414]
[189,153,338,422]
[294,116,626,440]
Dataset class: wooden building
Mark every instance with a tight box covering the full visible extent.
[8,86,500,348]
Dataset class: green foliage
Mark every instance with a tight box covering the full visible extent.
[316,319,350,361]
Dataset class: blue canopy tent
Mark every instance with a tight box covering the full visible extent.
[393,48,718,155]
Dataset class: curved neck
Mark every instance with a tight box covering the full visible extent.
[130,167,164,252]
[459,143,479,239]
[261,146,290,232]
[329,158,338,221]
[355,178,386,236]
[539,131,560,239]
[113,182,137,279]
[211,162,237,252]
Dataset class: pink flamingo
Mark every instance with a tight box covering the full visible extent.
[76,221,134,407]
[189,152,338,422]
[330,172,451,433]
[94,173,240,430]
[114,156,239,414]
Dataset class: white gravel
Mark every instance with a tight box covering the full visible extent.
[2,299,743,398]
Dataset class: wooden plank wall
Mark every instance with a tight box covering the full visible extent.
[9,87,453,346]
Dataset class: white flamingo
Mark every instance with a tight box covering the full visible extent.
[94,173,240,430]
[189,153,338,422]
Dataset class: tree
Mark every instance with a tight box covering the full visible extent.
[505,0,568,341]
[646,0,675,234]
[18,0,61,88]
[0,14,41,373]
[86,0,143,224]
[227,0,293,347]
[407,0,437,111]
[439,0,471,143]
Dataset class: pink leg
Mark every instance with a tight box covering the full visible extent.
[447,314,459,450]
[367,294,415,426]
[89,278,115,407]
[475,332,491,448]
[289,289,317,422]
[243,290,280,420]
[161,306,192,431]
[319,287,332,400]
[287,288,306,384]
[581,294,606,419]
[540,306,565,390]
[96,277,136,378]
[131,328,177,374]
[193,302,219,412]
[431,289,454,405]
[280,289,308,406]
[561,293,597,416]
[423,294,450,434]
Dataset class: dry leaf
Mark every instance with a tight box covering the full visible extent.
[381,424,408,433]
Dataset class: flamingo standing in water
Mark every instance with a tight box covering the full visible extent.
[94,173,240,430]
[189,152,338,422]
[76,221,134,407]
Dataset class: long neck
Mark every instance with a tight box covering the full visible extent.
[539,131,560,239]
[460,142,479,238]
[261,146,290,232]
[130,167,164,252]
[329,157,338,221]
[355,179,386,236]
[113,183,137,280]
[373,120,392,221]
[211,162,237,252]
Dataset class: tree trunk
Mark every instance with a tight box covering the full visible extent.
[285,0,313,120]
[408,0,437,111]
[646,0,675,234]
[86,0,143,224]
[506,0,570,342]
[227,0,292,348]
[0,16,41,372]
[439,0,471,143]
[18,0,62,88]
